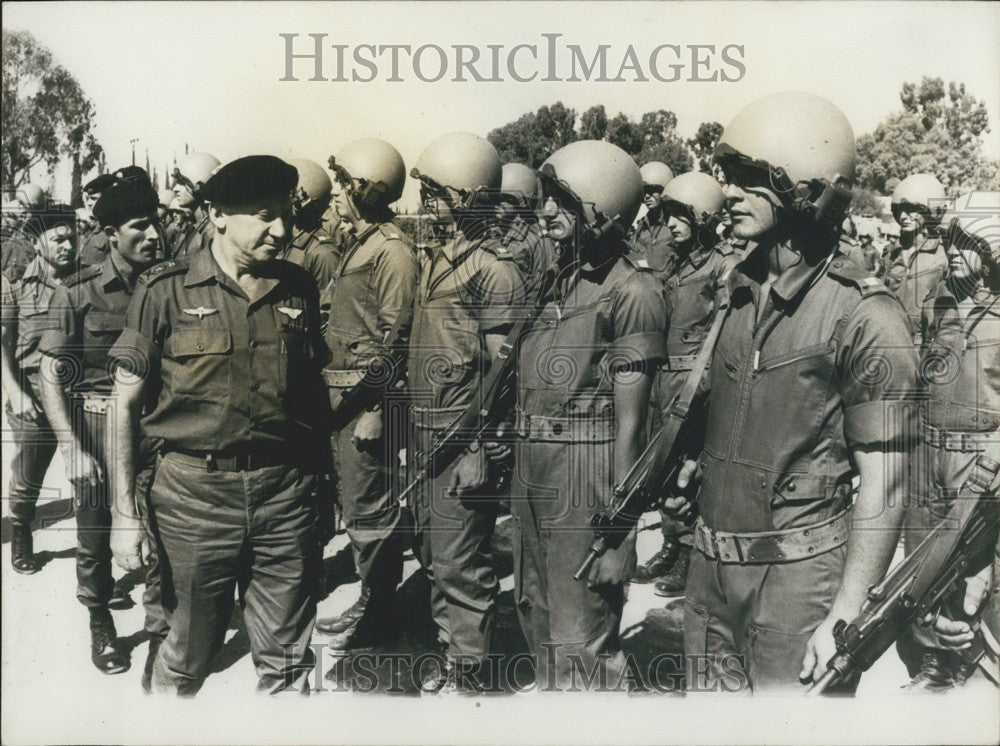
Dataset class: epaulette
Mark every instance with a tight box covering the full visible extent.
[827,255,891,299]
[63,264,103,288]
[621,251,653,272]
[377,223,402,242]
[138,259,187,286]
[480,240,515,261]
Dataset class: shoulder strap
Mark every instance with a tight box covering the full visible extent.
[138,259,187,286]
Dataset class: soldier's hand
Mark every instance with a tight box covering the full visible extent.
[929,565,993,651]
[675,459,702,491]
[111,514,148,571]
[64,444,103,488]
[800,614,840,684]
[352,409,383,449]
[482,423,511,463]
[587,531,637,589]
[447,447,488,498]
[7,391,41,422]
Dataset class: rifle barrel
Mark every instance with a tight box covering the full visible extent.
[805,668,839,696]
[573,547,602,581]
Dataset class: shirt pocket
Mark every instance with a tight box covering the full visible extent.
[165,327,233,397]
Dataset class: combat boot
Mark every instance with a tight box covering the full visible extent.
[327,590,400,650]
[10,524,38,575]
[316,584,371,635]
[653,544,691,597]
[904,650,956,693]
[632,537,680,584]
[89,607,130,675]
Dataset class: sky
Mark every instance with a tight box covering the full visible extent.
[5,1,1000,207]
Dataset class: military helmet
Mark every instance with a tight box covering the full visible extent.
[891,173,946,215]
[639,161,674,191]
[16,183,46,212]
[941,190,1000,264]
[500,163,540,201]
[412,132,502,195]
[172,152,221,195]
[540,140,643,232]
[157,189,175,210]
[661,172,726,226]
[329,138,406,208]
[714,92,856,224]
[288,158,333,209]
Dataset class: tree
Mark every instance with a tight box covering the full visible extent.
[856,77,999,195]
[687,121,724,173]
[850,187,884,216]
[2,30,103,198]
[487,102,577,167]
[578,105,608,140]
[605,113,643,156]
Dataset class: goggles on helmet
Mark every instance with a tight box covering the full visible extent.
[329,157,389,211]
[890,201,932,222]
[942,218,997,263]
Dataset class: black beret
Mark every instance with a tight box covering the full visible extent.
[93,167,159,227]
[199,155,297,208]
[23,203,77,238]
[83,173,115,195]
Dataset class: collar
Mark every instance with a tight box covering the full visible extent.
[676,243,714,273]
[731,242,832,303]
[183,247,220,287]
[101,254,130,292]
[19,256,58,287]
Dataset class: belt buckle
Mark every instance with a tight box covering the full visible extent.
[517,413,531,439]
[743,536,784,563]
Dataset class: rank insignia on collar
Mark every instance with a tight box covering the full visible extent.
[182,306,219,319]
[277,306,303,320]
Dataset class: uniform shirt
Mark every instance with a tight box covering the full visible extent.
[3,256,64,371]
[628,215,676,278]
[664,242,733,365]
[110,248,330,454]
[1,225,36,283]
[408,230,524,412]
[170,213,215,259]
[325,222,417,374]
[501,215,558,293]
[698,245,918,533]
[37,254,134,395]
[282,226,342,297]
[77,226,111,268]
[882,234,948,337]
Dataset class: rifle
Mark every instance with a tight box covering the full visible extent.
[807,456,1000,695]
[574,298,730,581]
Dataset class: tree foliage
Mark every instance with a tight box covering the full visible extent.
[2,29,103,194]
[856,77,999,196]
[487,102,577,168]
[687,121,724,173]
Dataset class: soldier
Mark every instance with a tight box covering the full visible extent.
[156,188,176,251]
[628,161,676,279]
[882,173,949,343]
[407,132,524,693]
[496,162,557,288]
[1,203,78,574]
[108,156,329,695]
[314,138,417,649]
[509,140,668,689]
[665,92,919,693]
[905,191,1000,691]
[37,167,162,676]
[2,183,47,283]
[284,158,342,297]
[76,173,115,267]
[632,172,731,597]
[163,194,193,257]
[168,152,221,258]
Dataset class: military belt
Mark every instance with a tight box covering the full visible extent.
[514,410,615,443]
[660,354,699,372]
[411,405,465,432]
[163,447,298,472]
[923,423,995,452]
[322,368,366,388]
[693,509,850,565]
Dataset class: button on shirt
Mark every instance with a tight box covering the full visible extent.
[3,256,64,371]
[110,248,330,453]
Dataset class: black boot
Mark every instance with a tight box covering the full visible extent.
[142,635,164,693]
[328,590,399,650]
[904,650,956,693]
[108,583,135,611]
[653,544,691,598]
[10,524,38,575]
[632,537,680,584]
[316,584,371,635]
[89,607,130,675]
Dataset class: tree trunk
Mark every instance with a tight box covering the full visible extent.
[71,149,82,208]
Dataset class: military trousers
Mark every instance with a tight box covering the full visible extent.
[331,405,403,593]
[683,542,853,694]
[511,438,627,691]
[149,453,320,695]
[5,372,59,528]
[135,448,169,639]
[411,414,499,665]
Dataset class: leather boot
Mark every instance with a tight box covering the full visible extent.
[632,537,680,584]
[89,607,130,675]
[328,590,399,650]
[904,650,956,693]
[316,584,371,635]
[653,544,691,597]
[11,524,38,575]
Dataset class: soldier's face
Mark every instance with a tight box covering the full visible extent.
[215,195,292,267]
[896,207,924,234]
[538,197,576,244]
[82,192,98,210]
[722,182,781,239]
[643,188,663,211]
[38,223,77,270]
[945,236,982,281]
[113,213,160,269]
[666,213,694,246]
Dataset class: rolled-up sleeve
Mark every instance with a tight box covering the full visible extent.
[108,283,161,380]
[838,293,919,448]
[609,272,668,367]
[37,284,77,356]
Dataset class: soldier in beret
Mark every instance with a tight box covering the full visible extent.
[77,173,116,268]
[108,156,330,695]
[37,166,162,677]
